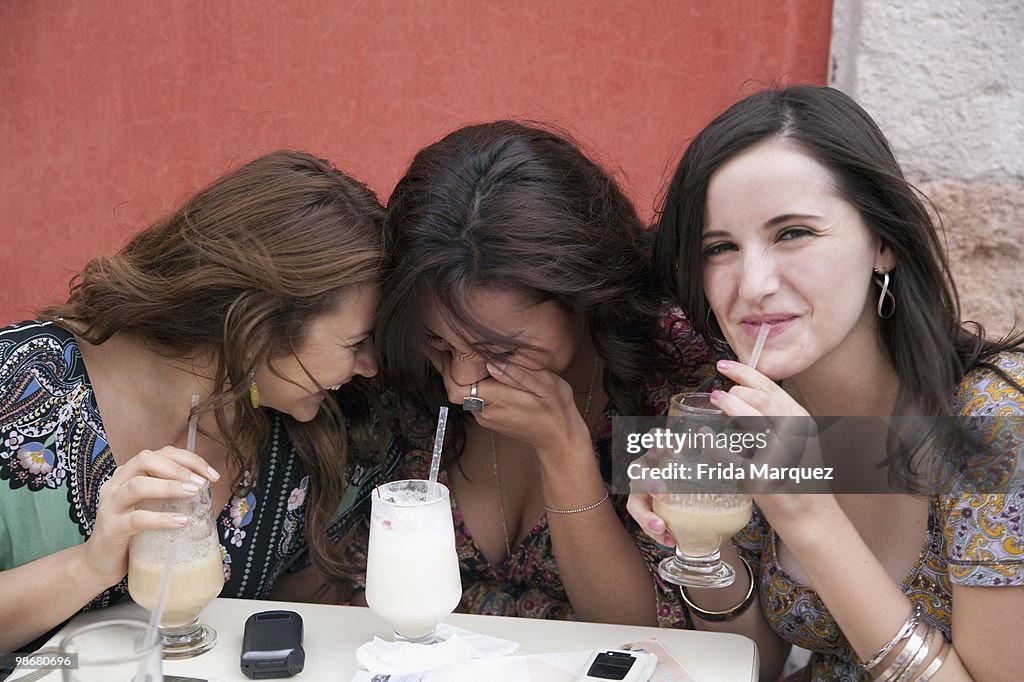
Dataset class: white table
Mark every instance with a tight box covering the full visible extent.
[21,598,758,681]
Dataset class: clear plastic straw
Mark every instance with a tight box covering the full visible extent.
[748,323,771,371]
[427,405,448,483]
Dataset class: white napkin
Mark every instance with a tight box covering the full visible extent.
[354,623,520,677]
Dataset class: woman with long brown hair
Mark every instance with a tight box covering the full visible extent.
[343,121,714,625]
[0,151,395,653]
[631,85,1024,680]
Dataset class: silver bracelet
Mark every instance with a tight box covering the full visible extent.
[914,638,950,681]
[894,625,937,682]
[545,491,610,514]
[875,622,929,682]
[861,603,922,671]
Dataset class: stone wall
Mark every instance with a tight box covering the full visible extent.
[830,0,1023,336]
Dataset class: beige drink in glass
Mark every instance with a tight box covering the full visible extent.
[656,393,753,588]
[653,494,752,557]
[128,485,224,658]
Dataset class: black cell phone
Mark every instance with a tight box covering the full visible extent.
[240,610,305,679]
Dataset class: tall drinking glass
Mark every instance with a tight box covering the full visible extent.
[655,392,753,588]
[60,619,161,681]
[128,485,224,658]
[365,480,462,644]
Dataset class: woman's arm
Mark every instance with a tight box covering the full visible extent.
[538,428,658,625]
[0,447,216,650]
[627,493,790,679]
[480,359,659,625]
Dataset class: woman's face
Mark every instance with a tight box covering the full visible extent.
[421,288,585,388]
[254,283,379,422]
[700,139,894,381]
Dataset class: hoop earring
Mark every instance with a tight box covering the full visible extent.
[249,369,261,409]
[873,269,896,319]
[704,307,728,346]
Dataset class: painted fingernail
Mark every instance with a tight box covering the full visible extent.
[648,519,663,532]
[189,473,206,486]
[717,359,735,370]
[206,466,221,481]
[710,390,725,400]
[182,482,200,493]
[173,515,189,526]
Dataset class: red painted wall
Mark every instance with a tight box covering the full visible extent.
[0,1,832,324]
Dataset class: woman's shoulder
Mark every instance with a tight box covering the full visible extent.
[0,320,82,390]
[953,350,1024,417]
[0,319,74,347]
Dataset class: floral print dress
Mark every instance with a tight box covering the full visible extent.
[0,321,399,638]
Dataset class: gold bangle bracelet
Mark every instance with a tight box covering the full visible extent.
[678,556,757,622]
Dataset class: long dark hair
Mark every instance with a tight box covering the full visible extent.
[42,150,385,583]
[378,120,686,460]
[654,85,1023,420]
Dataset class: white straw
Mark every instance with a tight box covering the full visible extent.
[748,323,771,371]
[427,406,448,483]
[186,394,199,453]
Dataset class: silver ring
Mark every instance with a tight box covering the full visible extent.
[462,382,485,413]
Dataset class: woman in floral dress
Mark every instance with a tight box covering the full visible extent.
[0,151,398,655]
[631,86,1024,681]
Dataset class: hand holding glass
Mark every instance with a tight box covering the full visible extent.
[127,485,224,658]
[365,480,463,643]
[655,392,753,588]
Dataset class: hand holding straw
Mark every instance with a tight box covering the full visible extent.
[747,323,771,372]
[428,406,449,483]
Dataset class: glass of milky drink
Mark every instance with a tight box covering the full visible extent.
[128,484,224,659]
[654,392,753,588]
[365,480,463,643]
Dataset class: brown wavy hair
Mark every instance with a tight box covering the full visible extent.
[377,120,689,461]
[42,150,385,583]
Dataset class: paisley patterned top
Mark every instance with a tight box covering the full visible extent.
[0,321,400,644]
[344,312,714,625]
[734,352,1024,681]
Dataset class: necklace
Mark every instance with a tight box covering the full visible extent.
[489,356,600,559]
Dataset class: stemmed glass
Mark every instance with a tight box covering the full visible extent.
[655,392,753,588]
[128,485,225,658]
[365,479,463,643]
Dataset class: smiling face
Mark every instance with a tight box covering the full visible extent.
[701,139,895,381]
[253,282,379,422]
[421,288,585,387]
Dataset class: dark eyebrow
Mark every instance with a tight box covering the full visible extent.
[702,213,823,240]
[765,213,821,227]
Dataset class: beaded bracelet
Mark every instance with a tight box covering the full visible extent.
[678,556,757,622]
[861,603,922,671]
[544,491,609,514]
